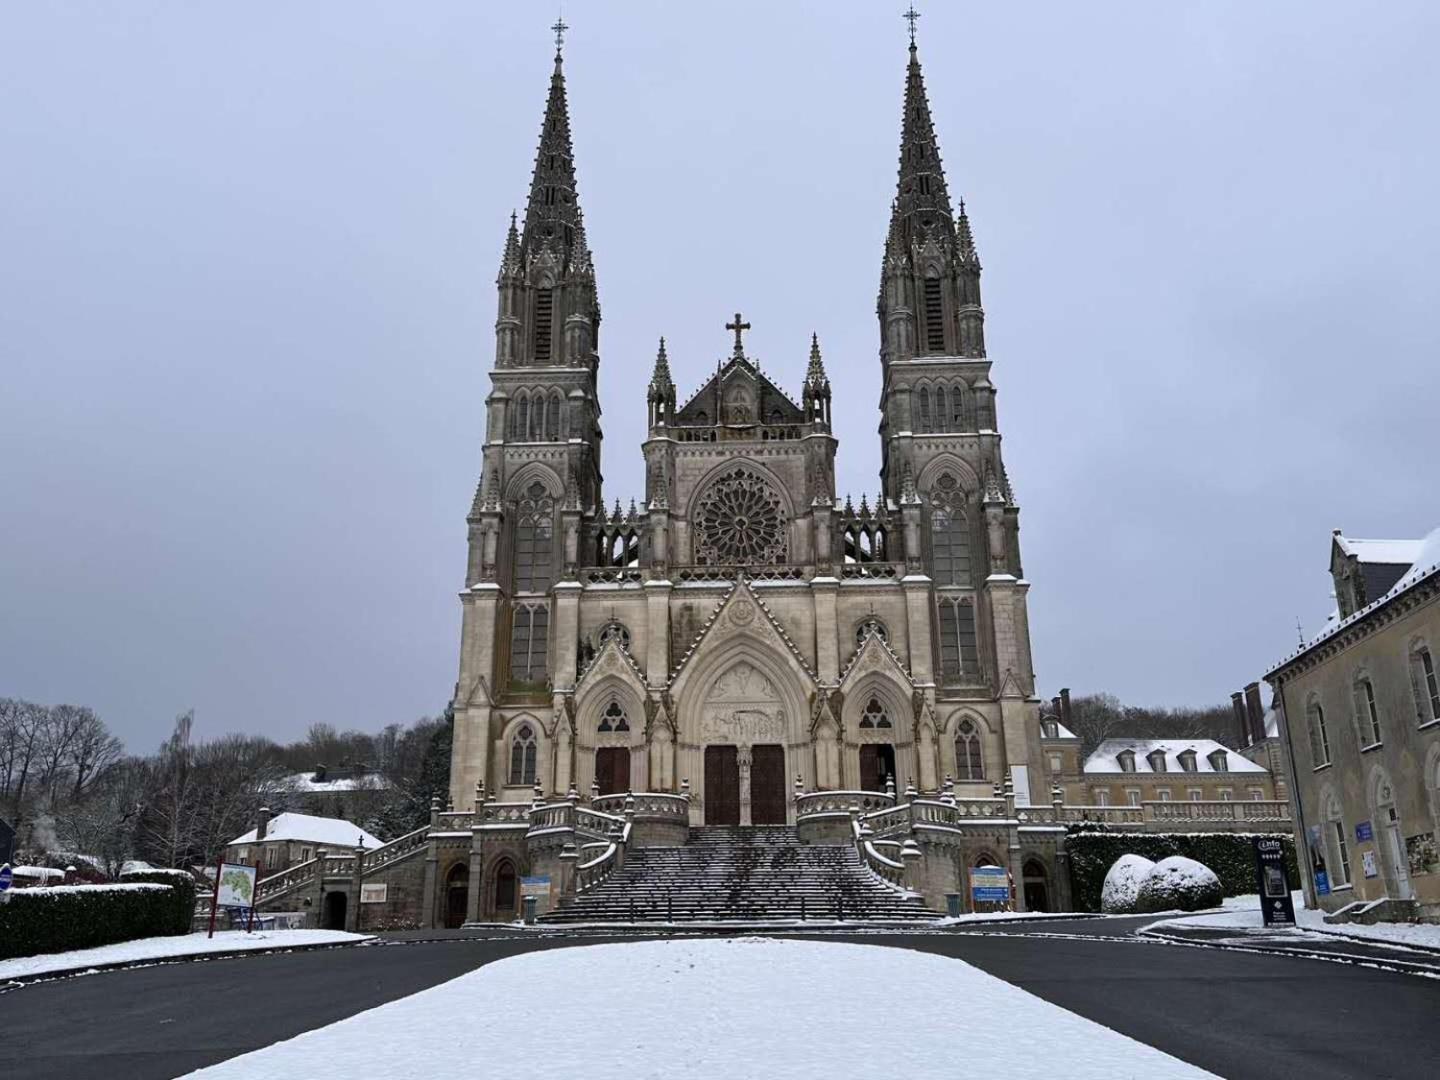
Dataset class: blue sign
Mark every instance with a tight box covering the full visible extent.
[1315,869,1330,896]
[0,864,12,892]
[970,866,1010,903]
[1355,821,1374,843]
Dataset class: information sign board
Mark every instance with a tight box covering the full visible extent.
[970,865,1009,903]
[216,862,257,909]
[1253,837,1295,927]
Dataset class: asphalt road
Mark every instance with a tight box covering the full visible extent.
[6,927,1438,1080]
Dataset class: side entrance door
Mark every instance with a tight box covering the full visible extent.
[705,745,740,825]
[859,743,897,793]
[750,744,786,824]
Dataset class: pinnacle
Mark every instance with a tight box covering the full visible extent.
[520,39,585,272]
[889,36,954,254]
[805,332,829,387]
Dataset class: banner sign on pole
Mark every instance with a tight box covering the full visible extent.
[970,865,1009,903]
[1252,836,1296,927]
[216,862,258,909]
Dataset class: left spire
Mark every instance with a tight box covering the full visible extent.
[520,18,585,274]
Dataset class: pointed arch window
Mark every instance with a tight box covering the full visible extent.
[546,391,561,441]
[598,701,630,733]
[917,387,932,433]
[512,481,554,593]
[855,619,888,648]
[929,474,972,586]
[923,277,945,352]
[950,383,969,431]
[858,697,891,729]
[508,724,538,786]
[933,386,948,432]
[533,289,554,362]
[955,718,984,780]
[1325,792,1351,886]
[509,601,550,685]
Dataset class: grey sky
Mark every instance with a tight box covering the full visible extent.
[3,2,1437,753]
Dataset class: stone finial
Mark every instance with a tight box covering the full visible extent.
[904,779,918,801]
[590,778,600,802]
[884,775,897,800]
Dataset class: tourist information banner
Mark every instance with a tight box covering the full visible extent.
[970,866,1010,905]
[216,862,257,909]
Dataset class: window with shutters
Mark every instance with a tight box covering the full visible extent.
[533,289,554,361]
[1410,644,1440,725]
[923,277,945,352]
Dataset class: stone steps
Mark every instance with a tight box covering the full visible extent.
[540,825,938,924]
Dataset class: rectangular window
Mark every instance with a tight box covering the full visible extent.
[937,599,977,680]
[510,603,550,685]
[513,521,554,593]
[923,278,945,353]
[1094,790,1110,807]
[1048,753,1062,773]
[1188,789,1203,801]
[1126,790,1140,807]
[533,289,554,361]
[1219,789,1233,802]
[1157,789,1171,802]
[1354,679,1382,746]
[1331,821,1351,886]
[1249,788,1264,801]
[1413,648,1440,724]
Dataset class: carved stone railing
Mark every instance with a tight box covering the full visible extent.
[574,806,626,839]
[478,801,530,826]
[576,820,632,893]
[580,567,644,585]
[255,858,318,905]
[1059,805,1147,827]
[591,791,690,823]
[361,824,431,873]
[673,565,809,584]
[526,803,574,834]
[839,563,902,580]
[434,810,479,832]
[795,790,897,820]
[1144,799,1291,826]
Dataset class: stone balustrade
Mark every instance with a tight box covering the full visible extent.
[794,790,896,819]
[478,801,530,826]
[590,792,689,820]
[1144,799,1291,825]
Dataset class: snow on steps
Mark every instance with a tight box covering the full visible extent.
[540,826,939,924]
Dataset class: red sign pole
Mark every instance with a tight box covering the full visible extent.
[246,861,262,933]
[206,855,223,939]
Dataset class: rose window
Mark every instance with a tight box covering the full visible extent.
[695,470,788,565]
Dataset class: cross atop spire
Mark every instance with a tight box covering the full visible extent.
[903,5,920,48]
[551,15,568,52]
[726,312,751,359]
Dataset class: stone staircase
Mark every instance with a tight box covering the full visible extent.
[540,826,940,923]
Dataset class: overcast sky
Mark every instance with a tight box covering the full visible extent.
[3,2,1437,753]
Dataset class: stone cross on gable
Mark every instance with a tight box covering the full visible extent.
[726,312,751,358]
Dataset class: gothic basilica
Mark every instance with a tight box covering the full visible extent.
[444,25,1053,900]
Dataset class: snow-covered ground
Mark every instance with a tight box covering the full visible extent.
[181,938,1217,1079]
[0,930,368,982]
[1151,893,1440,951]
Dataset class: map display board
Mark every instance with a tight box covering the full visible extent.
[217,862,257,909]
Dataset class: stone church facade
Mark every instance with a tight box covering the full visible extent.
[443,31,1056,899]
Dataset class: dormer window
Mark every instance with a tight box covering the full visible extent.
[1208,750,1229,773]
[1147,750,1167,774]
[1117,750,1136,773]
[1178,750,1197,774]
[1042,720,1058,739]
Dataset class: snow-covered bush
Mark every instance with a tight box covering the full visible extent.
[1100,854,1155,914]
[1064,831,1297,911]
[120,868,199,934]
[1135,856,1223,913]
[0,882,184,961]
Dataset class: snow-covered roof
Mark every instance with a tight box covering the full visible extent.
[283,772,390,794]
[228,812,382,849]
[1334,535,1424,565]
[1271,527,1440,676]
[12,865,64,879]
[1040,718,1077,740]
[1084,738,1268,775]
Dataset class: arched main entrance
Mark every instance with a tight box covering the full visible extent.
[444,863,470,929]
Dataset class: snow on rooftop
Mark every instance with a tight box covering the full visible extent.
[1041,719,1077,739]
[1334,535,1424,565]
[1084,738,1267,775]
[1382,527,1440,601]
[284,772,390,794]
[228,812,382,850]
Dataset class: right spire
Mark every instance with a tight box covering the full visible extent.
[890,22,954,254]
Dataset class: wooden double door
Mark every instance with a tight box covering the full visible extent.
[704,744,786,825]
[595,747,630,796]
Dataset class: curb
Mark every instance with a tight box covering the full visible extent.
[0,937,375,991]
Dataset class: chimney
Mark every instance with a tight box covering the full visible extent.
[1050,696,1062,719]
[256,806,272,842]
[1244,682,1266,745]
[1059,688,1072,727]
[1230,692,1249,748]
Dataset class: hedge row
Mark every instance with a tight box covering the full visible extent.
[1066,830,1299,913]
[120,869,199,935]
[0,878,193,961]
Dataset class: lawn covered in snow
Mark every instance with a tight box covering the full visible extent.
[181,937,1217,1079]
[1153,893,1440,951]
[0,929,368,982]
